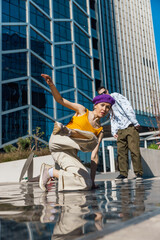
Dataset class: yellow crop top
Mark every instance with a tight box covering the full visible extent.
[66,109,103,137]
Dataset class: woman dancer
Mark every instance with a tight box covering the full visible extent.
[39,74,115,192]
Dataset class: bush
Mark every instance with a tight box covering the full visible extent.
[3,144,17,153]
[17,138,31,151]
[1,127,49,163]
[148,143,159,150]
[0,147,50,163]
[32,127,45,150]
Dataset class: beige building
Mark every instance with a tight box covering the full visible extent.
[113,0,160,115]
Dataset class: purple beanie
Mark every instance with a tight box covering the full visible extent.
[92,94,115,106]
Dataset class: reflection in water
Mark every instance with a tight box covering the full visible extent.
[40,191,103,239]
[52,192,101,239]
[0,179,160,239]
[118,182,145,221]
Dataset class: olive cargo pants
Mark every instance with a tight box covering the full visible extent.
[117,126,143,177]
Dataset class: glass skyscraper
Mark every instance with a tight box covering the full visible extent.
[0,0,100,148]
[0,0,160,150]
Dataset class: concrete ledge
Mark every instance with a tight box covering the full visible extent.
[0,155,53,183]
[0,147,160,183]
[0,154,119,183]
[140,147,160,177]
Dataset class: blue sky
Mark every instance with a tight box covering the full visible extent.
[150,0,160,78]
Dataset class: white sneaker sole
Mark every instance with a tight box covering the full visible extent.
[115,178,128,182]
[39,163,47,191]
[136,177,143,181]
[123,178,128,182]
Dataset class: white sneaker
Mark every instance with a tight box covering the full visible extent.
[136,174,143,181]
[39,163,52,191]
[115,174,128,182]
[53,121,71,136]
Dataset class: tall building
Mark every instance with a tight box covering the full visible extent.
[97,0,160,126]
[0,0,160,151]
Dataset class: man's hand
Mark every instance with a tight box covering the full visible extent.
[114,134,118,139]
[135,125,140,130]
[41,74,53,86]
[156,142,160,149]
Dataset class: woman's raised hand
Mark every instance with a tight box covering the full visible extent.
[41,74,53,86]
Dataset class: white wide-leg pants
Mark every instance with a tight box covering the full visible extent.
[49,131,98,192]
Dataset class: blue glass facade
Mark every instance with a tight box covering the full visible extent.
[0,0,101,150]
[0,0,158,151]
[97,0,121,93]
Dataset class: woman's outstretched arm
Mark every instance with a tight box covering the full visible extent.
[41,74,85,115]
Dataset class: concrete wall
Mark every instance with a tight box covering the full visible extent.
[140,148,160,177]
[0,148,159,183]
[0,154,53,183]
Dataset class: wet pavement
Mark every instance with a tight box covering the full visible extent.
[0,177,160,240]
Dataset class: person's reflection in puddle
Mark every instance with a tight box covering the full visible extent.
[133,182,146,217]
[118,181,145,221]
[39,191,103,239]
[39,191,59,223]
[52,192,88,239]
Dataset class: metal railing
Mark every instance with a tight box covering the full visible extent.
[101,130,160,173]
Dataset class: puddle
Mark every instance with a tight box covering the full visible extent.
[0,178,160,239]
